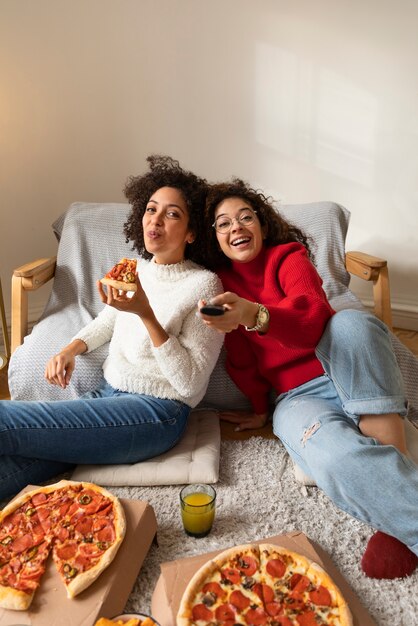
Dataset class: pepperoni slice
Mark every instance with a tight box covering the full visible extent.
[192,603,213,621]
[221,567,241,584]
[9,558,22,574]
[97,524,115,544]
[56,526,70,543]
[19,562,47,581]
[230,589,251,610]
[236,555,258,576]
[202,581,225,599]
[245,607,268,625]
[54,542,77,560]
[253,582,275,603]
[11,534,34,553]
[74,517,94,536]
[215,604,236,621]
[30,522,46,544]
[290,573,309,590]
[74,555,93,571]
[58,501,72,517]
[266,601,283,616]
[80,494,111,516]
[266,558,286,578]
[296,611,319,626]
[77,542,105,557]
[31,492,48,506]
[96,503,114,518]
[276,618,292,626]
[309,585,332,606]
[288,594,306,610]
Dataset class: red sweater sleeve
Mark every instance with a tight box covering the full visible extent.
[266,245,334,349]
[224,331,271,415]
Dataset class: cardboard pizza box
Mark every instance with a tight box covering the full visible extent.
[0,487,157,626]
[151,530,377,626]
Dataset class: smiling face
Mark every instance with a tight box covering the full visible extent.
[142,186,195,264]
[213,196,265,263]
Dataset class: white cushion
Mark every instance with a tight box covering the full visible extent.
[71,409,220,486]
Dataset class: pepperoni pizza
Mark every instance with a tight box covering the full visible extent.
[0,480,126,611]
[100,258,137,291]
[177,543,352,626]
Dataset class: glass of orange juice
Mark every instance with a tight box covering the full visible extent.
[180,484,216,538]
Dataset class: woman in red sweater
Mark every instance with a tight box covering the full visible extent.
[199,178,418,580]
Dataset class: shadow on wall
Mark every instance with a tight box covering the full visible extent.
[254,41,378,188]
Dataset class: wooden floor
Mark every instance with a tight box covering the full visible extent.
[1,328,418,441]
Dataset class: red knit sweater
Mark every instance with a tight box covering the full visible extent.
[218,243,335,414]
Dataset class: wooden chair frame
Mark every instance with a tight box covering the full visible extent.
[10,250,393,355]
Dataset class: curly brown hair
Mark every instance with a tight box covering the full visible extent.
[203,178,314,270]
[123,155,209,265]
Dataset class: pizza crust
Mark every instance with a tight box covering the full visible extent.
[0,585,34,611]
[177,557,220,624]
[212,542,261,568]
[100,277,137,292]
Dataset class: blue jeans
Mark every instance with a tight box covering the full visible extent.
[273,309,418,555]
[0,380,190,499]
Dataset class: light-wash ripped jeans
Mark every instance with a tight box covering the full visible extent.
[273,309,418,556]
[0,380,190,500]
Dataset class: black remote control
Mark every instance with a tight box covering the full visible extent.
[200,304,226,316]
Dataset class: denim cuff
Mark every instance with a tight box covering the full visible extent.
[342,396,408,419]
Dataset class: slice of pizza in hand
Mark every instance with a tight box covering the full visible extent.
[100,258,137,291]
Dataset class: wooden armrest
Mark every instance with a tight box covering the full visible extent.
[13,257,57,288]
[345,251,392,330]
[11,257,57,354]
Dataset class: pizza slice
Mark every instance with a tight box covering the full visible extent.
[100,257,137,291]
[0,491,52,610]
[177,544,266,626]
[33,481,126,599]
[258,543,352,625]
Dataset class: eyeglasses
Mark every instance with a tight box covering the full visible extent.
[212,210,257,234]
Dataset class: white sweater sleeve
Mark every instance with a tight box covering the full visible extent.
[72,305,117,352]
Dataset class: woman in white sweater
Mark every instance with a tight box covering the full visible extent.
[0,156,223,499]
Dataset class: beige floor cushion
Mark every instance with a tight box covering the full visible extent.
[71,409,220,486]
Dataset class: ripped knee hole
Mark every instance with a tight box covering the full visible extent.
[301,421,321,447]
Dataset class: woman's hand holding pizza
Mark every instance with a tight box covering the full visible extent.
[97,274,153,319]
[97,275,169,348]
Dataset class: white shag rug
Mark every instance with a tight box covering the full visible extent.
[111,437,418,626]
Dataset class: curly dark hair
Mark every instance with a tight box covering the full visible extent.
[123,155,209,265]
[203,178,314,270]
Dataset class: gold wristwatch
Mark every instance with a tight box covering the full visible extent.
[245,303,270,332]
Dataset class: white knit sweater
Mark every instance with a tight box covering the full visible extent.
[73,258,223,407]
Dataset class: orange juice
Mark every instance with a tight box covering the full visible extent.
[180,490,216,537]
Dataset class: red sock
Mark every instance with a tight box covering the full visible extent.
[361,531,418,579]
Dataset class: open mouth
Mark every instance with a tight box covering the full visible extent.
[231,236,251,247]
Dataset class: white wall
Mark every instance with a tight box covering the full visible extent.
[1,0,418,340]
